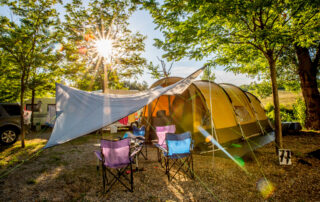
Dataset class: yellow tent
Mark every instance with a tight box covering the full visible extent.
[142,78,273,150]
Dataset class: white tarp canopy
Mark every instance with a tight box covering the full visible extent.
[44,67,204,148]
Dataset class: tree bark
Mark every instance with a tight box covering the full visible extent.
[269,58,283,151]
[103,63,108,93]
[295,46,320,130]
[20,70,26,148]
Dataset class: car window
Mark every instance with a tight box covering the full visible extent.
[26,104,40,112]
[2,105,21,116]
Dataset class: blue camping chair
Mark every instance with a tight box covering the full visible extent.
[160,132,194,181]
[123,125,147,162]
[132,125,148,160]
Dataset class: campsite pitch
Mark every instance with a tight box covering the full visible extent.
[0,129,319,201]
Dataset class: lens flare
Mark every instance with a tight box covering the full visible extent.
[234,155,245,167]
[78,46,87,55]
[205,135,212,143]
[231,143,242,148]
[94,38,113,58]
[257,178,275,199]
[198,126,248,172]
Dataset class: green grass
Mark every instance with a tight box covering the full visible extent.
[0,138,46,176]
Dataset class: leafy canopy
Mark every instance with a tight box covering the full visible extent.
[62,0,147,90]
[145,0,320,72]
[0,0,63,102]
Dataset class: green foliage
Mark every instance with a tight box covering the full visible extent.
[265,98,306,126]
[201,67,215,82]
[62,0,147,91]
[122,80,148,91]
[242,81,273,99]
[147,57,174,79]
[265,103,295,122]
[0,0,63,102]
[0,53,20,102]
[145,0,320,66]
[293,98,306,127]
[147,61,162,80]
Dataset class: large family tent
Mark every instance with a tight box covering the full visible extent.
[142,79,273,151]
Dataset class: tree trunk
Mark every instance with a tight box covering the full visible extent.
[20,71,26,148]
[31,88,35,129]
[269,58,283,151]
[103,63,108,93]
[295,46,320,130]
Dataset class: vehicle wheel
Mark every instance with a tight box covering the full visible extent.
[0,127,19,145]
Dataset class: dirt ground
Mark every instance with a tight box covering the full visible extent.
[0,130,319,202]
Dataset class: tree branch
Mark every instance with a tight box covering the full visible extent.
[291,11,319,37]
[240,17,253,32]
[247,41,266,55]
[259,7,264,29]
[275,44,285,61]
[282,2,305,27]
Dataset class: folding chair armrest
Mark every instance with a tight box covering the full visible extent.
[130,145,143,159]
[94,151,103,161]
[154,143,168,153]
[135,136,145,141]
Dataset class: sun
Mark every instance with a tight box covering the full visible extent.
[94,38,113,59]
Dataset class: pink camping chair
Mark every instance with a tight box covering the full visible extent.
[94,138,141,193]
[154,125,176,163]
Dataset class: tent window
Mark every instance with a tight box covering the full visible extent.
[234,106,251,122]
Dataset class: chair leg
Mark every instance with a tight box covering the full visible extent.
[135,155,139,171]
[157,148,161,162]
[166,158,170,181]
[145,144,148,160]
[130,162,133,192]
[105,166,133,193]
[191,153,194,179]
[102,165,106,193]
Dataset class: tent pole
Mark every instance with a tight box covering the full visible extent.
[228,94,247,142]
[207,80,218,168]
[219,86,247,143]
[146,98,160,143]
[248,101,265,135]
[238,87,266,136]
[165,78,172,125]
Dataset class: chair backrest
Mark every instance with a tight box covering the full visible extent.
[166,132,191,157]
[101,139,130,168]
[132,125,145,137]
[156,125,176,146]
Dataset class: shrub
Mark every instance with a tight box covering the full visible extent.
[264,103,295,123]
[293,98,306,128]
[264,98,306,127]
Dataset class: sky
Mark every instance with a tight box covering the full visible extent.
[0,2,256,87]
[128,9,256,86]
